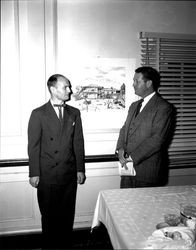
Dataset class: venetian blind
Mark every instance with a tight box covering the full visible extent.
[140,32,196,168]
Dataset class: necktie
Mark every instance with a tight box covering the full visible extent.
[54,104,65,124]
[135,99,144,117]
[53,103,66,108]
[58,106,63,123]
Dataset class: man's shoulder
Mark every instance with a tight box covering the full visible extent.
[66,104,80,114]
[156,94,173,107]
[32,102,48,114]
[153,94,175,115]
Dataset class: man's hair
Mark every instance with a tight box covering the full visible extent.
[47,74,69,93]
[135,66,160,91]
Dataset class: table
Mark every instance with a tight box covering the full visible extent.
[92,185,196,249]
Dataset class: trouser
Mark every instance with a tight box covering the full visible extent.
[37,178,77,249]
[120,176,156,188]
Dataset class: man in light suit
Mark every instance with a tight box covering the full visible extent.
[28,74,86,248]
[116,66,175,188]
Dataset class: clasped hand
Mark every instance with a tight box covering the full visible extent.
[117,149,132,170]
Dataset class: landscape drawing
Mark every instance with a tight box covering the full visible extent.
[71,65,126,112]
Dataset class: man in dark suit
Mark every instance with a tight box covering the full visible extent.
[28,74,86,248]
[116,66,175,188]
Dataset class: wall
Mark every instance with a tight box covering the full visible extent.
[1,0,196,158]
[1,165,196,235]
[1,0,196,235]
[57,0,196,70]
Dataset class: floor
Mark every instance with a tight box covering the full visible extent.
[0,224,113,250]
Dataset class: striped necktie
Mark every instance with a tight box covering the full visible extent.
[135,99,144,117]
[54,104,64,124]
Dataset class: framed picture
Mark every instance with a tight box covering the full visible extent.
[67,58,137,134]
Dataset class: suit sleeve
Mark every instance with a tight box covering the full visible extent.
[73,110,85,173]
[116,106,132,152]
[28,110,42,177]
[131,104,174,165]
[116,122,126,152]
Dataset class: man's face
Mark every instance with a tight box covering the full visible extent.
[133,72,148,98]
[52,77,72,102]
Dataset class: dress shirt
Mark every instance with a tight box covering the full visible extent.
[50,99,65,118]
[140,92,155,112]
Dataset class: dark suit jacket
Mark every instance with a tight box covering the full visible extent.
[116,93,174,185]
[28,101,85,184]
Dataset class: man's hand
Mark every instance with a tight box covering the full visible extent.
[117,148,127,166]
[77,172,86,185]
[117,149,133,169]
[29,176,40,188]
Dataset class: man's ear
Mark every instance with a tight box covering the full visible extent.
[50,86,56,94]
[146,80,152,89]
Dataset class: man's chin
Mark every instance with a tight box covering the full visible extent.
[135,91,142,97]
[64,96,71,102]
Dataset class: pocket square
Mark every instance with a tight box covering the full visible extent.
[72,122,75,126]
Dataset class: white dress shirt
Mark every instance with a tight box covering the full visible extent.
[140,92,155,112]
[50,99,65,118]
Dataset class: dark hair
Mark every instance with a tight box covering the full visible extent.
[47,74,68,92]
[135,66,160,91]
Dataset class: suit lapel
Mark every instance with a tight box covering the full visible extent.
[61,105,75,137]
[45,101,62,133]
[140,94,158,115]
[62,106,70,132]
[124,101,139,143]
[128,94,159,136]
[45,102,75,138]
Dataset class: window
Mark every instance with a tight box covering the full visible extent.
[140,32,196,168]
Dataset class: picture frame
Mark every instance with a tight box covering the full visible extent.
[67,58,137,134]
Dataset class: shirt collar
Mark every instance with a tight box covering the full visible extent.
[143,92,155,104]
[50,99,66,107]
[140,92,155,112]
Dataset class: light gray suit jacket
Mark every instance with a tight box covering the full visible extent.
[116,93,174,184]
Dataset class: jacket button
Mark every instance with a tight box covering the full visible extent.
[50,138,53,140]
[55,150,58,154]
[55,162,58,166]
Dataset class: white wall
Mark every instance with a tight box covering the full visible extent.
[1,0,196,235]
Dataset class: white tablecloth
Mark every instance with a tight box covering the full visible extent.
[92,185,196,249]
